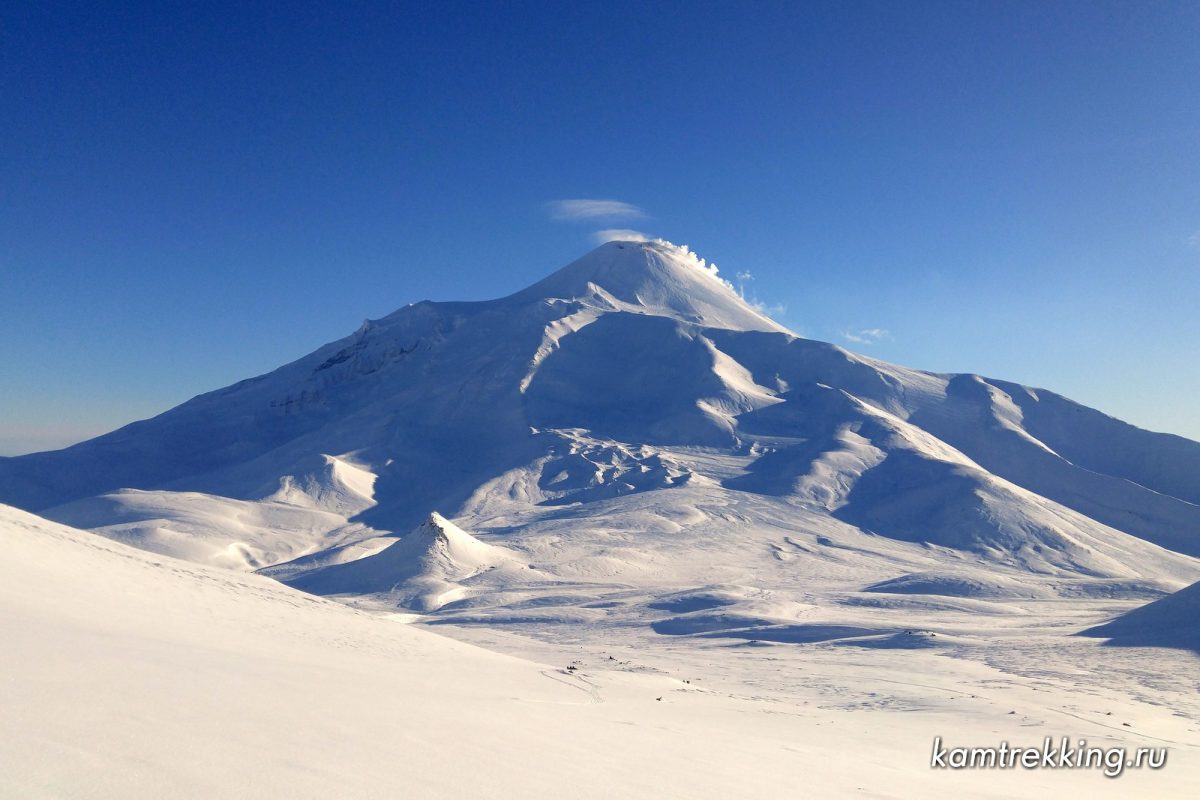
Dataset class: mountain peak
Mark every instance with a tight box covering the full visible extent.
[285,510,530,611]
[511,239,789,333]
[414,511,467,546]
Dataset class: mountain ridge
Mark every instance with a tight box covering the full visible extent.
[1,239,1197,597]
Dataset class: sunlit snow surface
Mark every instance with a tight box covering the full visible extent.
[2,240,1199,796]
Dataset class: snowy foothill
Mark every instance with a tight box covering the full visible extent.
[1082,579,1200,652]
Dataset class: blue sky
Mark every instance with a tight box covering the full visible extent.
[2,1,1198,454]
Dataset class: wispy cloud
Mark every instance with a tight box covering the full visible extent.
[841,328,890,345]
[733,270,754,299]
[1188,230,1200,252]
[751,300,787,319]
[591,229,649,245]
[725,270,786,321]
[547,199,645,221]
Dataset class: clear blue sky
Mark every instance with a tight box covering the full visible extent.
[3,1,1198,454]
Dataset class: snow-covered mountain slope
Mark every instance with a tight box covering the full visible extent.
[0,504,880,798]
[510,239,788,333]
[36,453,379,569]
[1,238,1197,594]
[9,504,1196,797]
[41,486,368,570]
[1082,579,1200,652]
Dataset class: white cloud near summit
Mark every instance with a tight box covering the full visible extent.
[841,328,890,345]
[591,229,649,245]
[547,199,645,221]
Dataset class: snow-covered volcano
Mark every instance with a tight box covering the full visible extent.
[2,239,1199,606]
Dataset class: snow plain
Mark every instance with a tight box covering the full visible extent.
[5,504,1199,798]
[3,239,1199,796]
